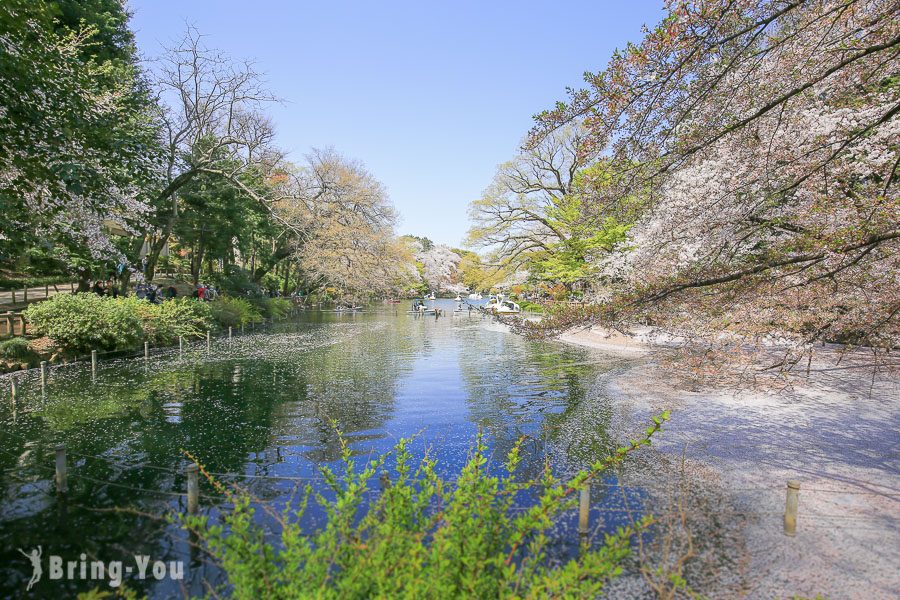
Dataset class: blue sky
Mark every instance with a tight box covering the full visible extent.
[128,1,665,247]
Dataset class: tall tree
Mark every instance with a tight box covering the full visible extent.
[138,28,280,280]
[467,126,639,287]
[272,149,404,299]
[0,0,159,271]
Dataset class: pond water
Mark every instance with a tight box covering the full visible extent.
[0,301,648,597]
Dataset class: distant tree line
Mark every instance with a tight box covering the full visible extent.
[0,0,415,300]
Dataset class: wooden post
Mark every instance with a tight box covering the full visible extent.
[578,485,590,535]
[179,336,184,356]
[784,480,800,536]
[186,464,199,515]
[55,444,68,493]
[228,326,232,342]
[206,331,211,353]
[144,341,149,360]
[40,361,47,391]
[91,350,98,380]
[11,289,15,304]
[23,286,27,303]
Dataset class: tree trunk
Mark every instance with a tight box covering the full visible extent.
[191,244,206,285]
[77,272,91,292]
[282,262,293,296]
[253,243,296,281]
[144,169,200,281]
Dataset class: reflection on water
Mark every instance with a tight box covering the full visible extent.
[0,301,646,597]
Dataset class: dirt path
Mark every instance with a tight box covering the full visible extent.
[561,326,900,599]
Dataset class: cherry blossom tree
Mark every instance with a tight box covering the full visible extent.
[533,0,899,353]
[0,1,158,264]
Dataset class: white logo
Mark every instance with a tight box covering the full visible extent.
[17,547,42,591]
[18,549,183,590]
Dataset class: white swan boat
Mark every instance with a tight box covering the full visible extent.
[486,298,520,314]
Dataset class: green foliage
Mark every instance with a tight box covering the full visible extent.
[24,294,213,352]
[25,293,143,353]
[517,300,545,313]
[77,586,142,600]
[0,0,160,267]
[458,252,507,293]
[529,195,632,285]
[209,296,263,328]
[0,337,36,361]
[122,297,213,345]
[251,297,292,321]
[0,275,72,289]
[183,414,668,598]
[401,234,434,252]
[173,164,277,286]
[208,265,264,298]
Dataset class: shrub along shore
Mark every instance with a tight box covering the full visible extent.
[0,293,294,372]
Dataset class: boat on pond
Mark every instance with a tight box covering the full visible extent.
[408,299,436,315]
[486,297,520,314]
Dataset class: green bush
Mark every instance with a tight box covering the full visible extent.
[24,294,214,352]
[183,414,669,599]
[209,296,262,328]
[25,293,143,353]
[159,298,213,339]
[251,296,292,321]
[121,297,212,346]
[517,300,545,313]
[0,337,36,361]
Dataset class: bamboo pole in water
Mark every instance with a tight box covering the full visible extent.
[578,486,590,535]
[186,464,199,515]
[55,444,68,494]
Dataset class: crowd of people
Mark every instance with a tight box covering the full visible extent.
[134,282,178,303]
[87,280,222,304]
[192,283,219,301]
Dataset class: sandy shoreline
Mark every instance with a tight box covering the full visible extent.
[556,325,900,599]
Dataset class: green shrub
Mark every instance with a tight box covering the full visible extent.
[23,294,214,352]
[25,293,143,353]
[251,296,292,321]
[209,296,262,328]
[0,337,35,361]
[122,297,212,346]
[183,414,668,599]
[518,300,545,313]
[159,298,213,339]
